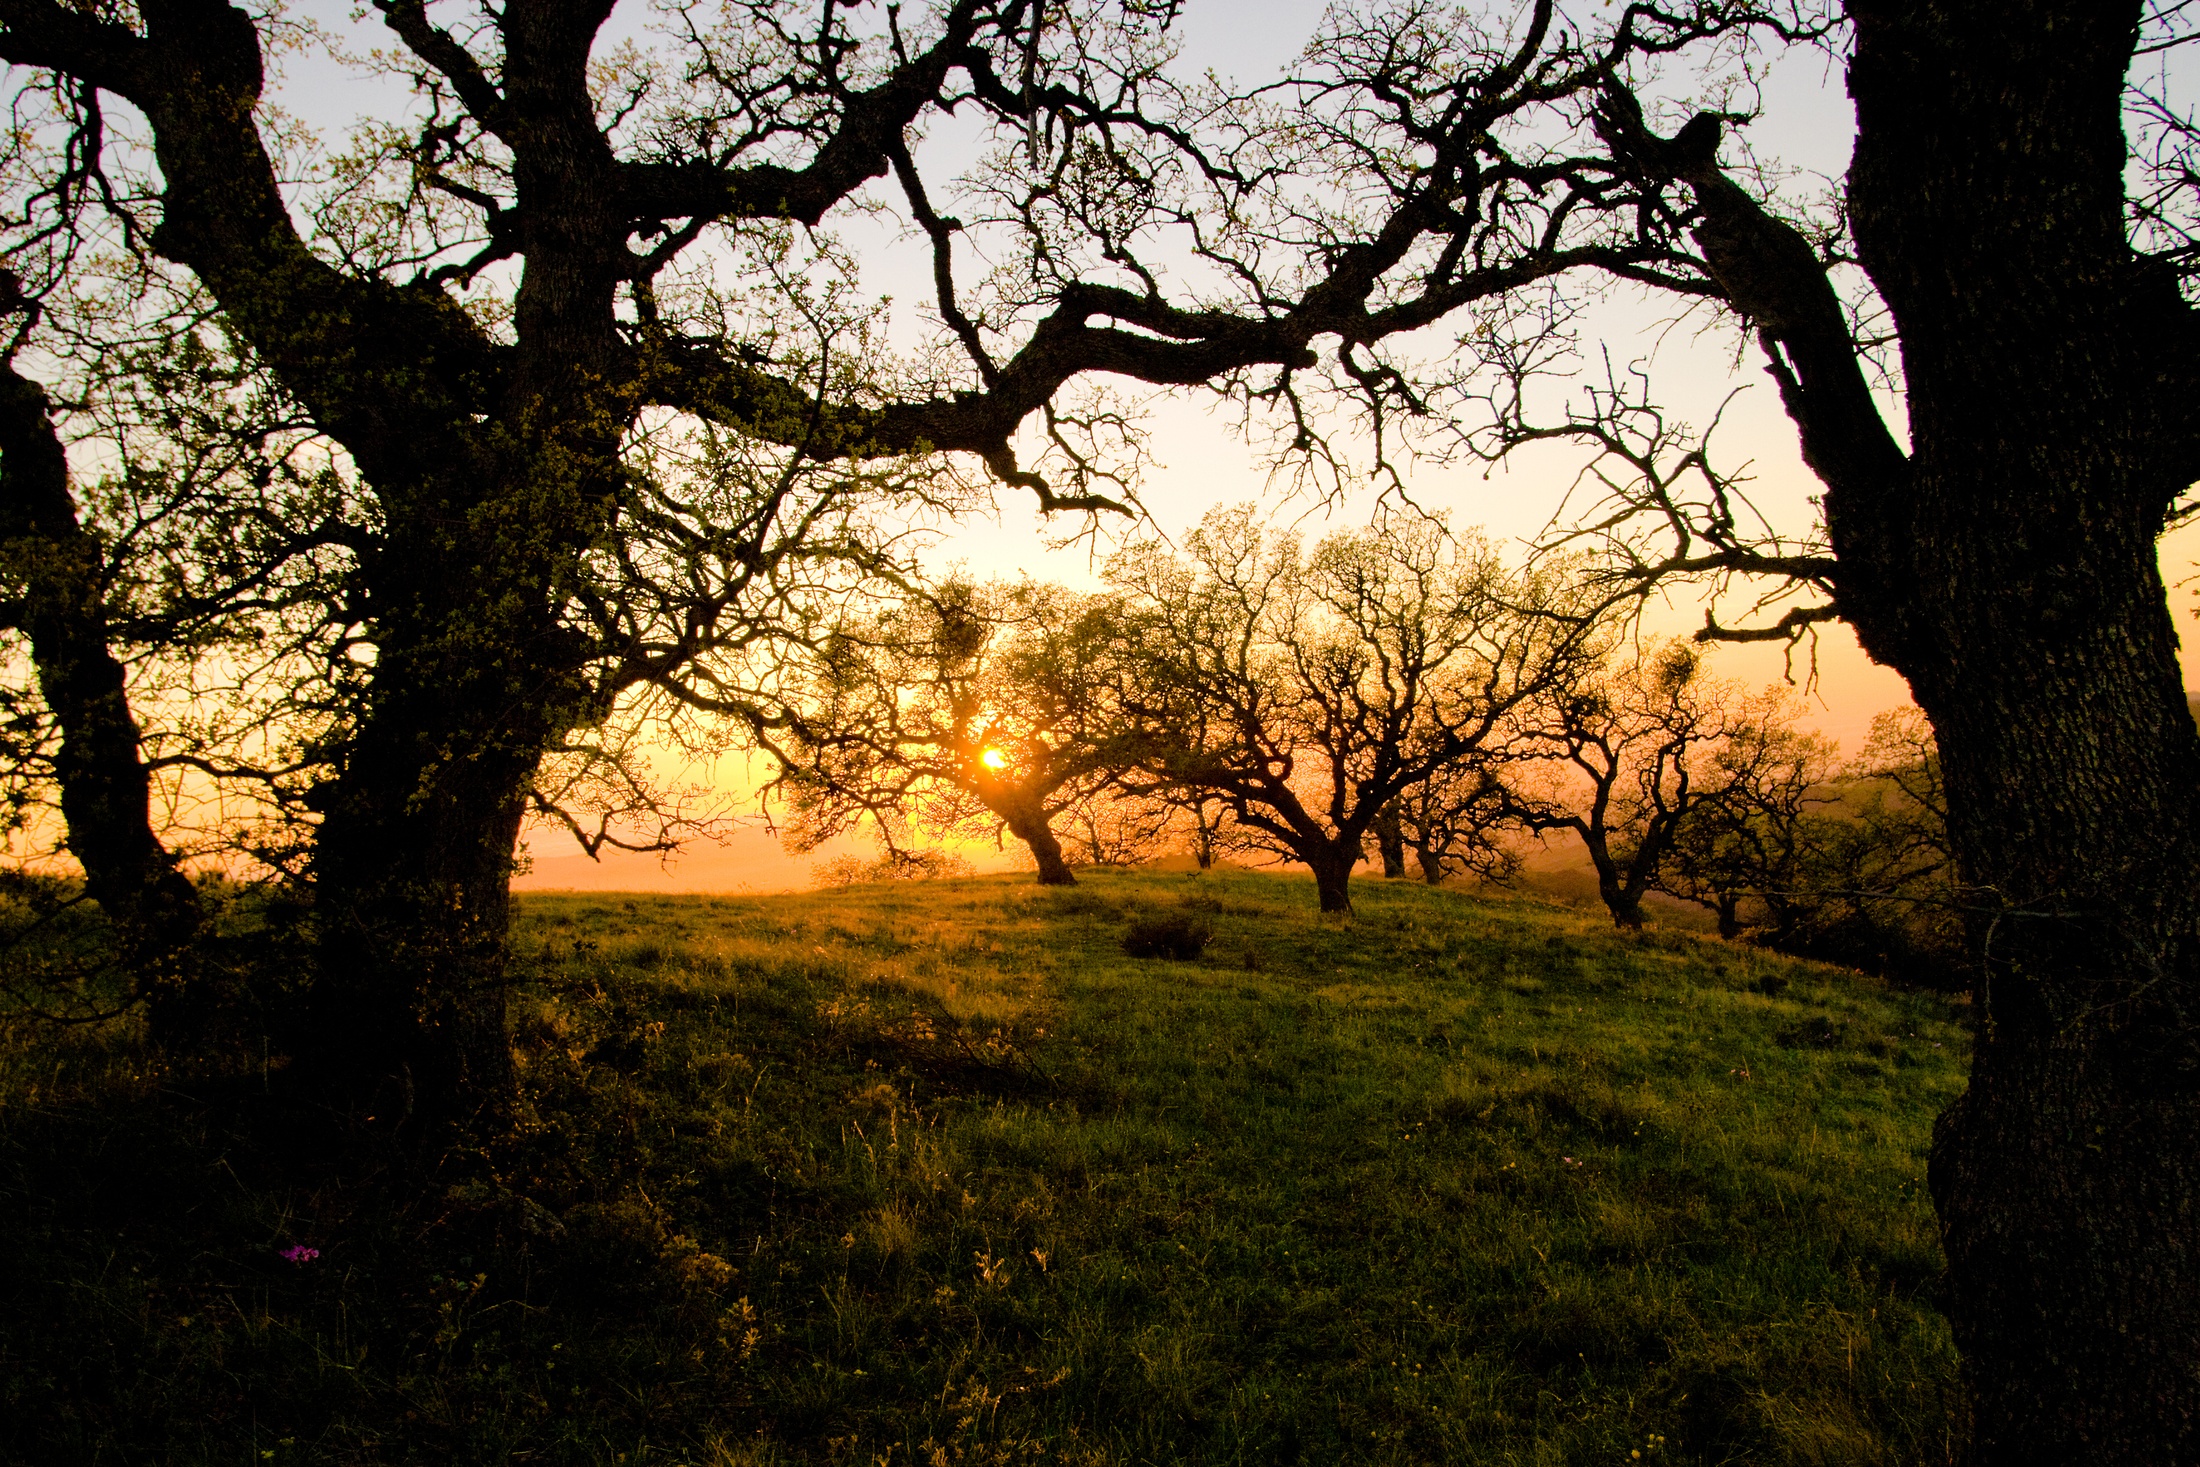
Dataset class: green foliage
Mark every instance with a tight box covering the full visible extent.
[1,872,1966,1464]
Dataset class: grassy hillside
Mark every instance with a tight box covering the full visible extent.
[1,870,1968,1465]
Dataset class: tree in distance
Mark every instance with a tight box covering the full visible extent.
[1123,703,1265,872]
[1501,641,1798,931]
[1058,789,1184,869]
[1650,711,1842,942]
[773,579,1133,886]
[1660,707,1961,984]
[1393,758,1519,888]
[1107,506,1594,916]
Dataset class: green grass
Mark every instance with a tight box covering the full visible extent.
[0,869,1969,1464]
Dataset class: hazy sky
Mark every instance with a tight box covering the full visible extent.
[260,4,2200,892]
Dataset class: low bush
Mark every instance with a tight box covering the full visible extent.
[1121,909,1215,959]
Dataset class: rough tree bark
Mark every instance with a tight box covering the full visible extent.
[0,339,207,1035]
[1848,7,2200,1457]
[1613,3,2200,1455]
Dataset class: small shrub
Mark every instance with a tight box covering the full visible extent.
[1121,911,1214,960]
[1775,1017,1847,1049]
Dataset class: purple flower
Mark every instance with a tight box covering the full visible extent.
[281,1245,320,1264]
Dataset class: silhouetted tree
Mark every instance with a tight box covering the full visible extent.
[1503,643,1792,930]
[4,0,2196,1437]
[1652,716,1839,940]
[1110,507,1591,914]
[1665,708,1963,983]
[774,580,1133,885]
[1394,758,1517,888]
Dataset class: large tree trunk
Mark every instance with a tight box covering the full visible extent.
[304,685,544,1128]
[1904,476,2200,1463]
[298,465,615,1129]
[297,0,639,1127]
[1307,846,1355,914]
[297,369,621,1128]
[1833,5,2200,1457]
[1415,840,1445,886]
[1597,880,1645,931]
[0,349,208,1037]
[996,796,1077,886]
[1574,826,1646,930]
[1021,821,1077,886]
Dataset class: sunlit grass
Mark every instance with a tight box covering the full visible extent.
[1,869,1967,1464]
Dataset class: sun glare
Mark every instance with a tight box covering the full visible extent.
[980,747,1009,770]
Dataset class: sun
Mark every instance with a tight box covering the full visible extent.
[980,747,1009,770]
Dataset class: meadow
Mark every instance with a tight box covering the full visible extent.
[0,870,1969,1465]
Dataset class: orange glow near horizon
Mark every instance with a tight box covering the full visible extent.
[506,477,2200,899]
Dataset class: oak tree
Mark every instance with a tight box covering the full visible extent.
[0,0,1176,1120]
[773,579,1133,885]
[1108,506,1590,914]
[3,0,2196,1445]
[1391,757,1516,887]
[1501,641,1784,930]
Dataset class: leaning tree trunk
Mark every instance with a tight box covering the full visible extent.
[1415,840,1445,885]
[994,794,1077,886]
[1022,821,1078,885]
[0,348,208,1037]
[1834,5,2200,1457]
